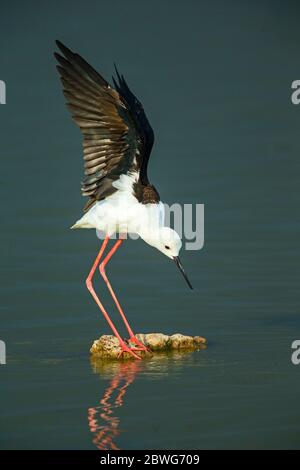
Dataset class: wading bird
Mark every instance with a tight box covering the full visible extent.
[54,41,192,359]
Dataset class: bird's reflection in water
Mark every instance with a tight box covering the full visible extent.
[88,349,206,450]
[88,359,143,450]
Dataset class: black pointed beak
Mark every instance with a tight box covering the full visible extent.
[173,256,193,290]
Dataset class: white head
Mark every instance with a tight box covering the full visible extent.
[139,226,193,289]
[152,226,182,258]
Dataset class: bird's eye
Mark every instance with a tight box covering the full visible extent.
[165,245,170,250]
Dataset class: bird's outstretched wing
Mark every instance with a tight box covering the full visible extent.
[54,41,158,212]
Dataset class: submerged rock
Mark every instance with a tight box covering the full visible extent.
[90,333,207,360]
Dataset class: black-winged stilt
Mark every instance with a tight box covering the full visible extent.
[54,41,192,359]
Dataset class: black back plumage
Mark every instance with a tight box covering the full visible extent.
[54,41,159,211]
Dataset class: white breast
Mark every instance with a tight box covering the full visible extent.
[71,172,137,232]
[71,171,164,238]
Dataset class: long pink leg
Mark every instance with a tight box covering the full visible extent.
[99,239,149,352]
[86,236,140,360]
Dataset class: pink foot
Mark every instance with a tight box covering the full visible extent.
[118,343,141,360]
[128,336,151,353]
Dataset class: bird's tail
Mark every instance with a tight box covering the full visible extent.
[70,217,93,229]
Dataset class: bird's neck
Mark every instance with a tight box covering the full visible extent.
[136,202,164,247]
[137,227,161,248]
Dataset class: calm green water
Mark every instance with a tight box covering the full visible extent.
[1,1,300,449]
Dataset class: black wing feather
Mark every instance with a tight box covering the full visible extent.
[54,40,157,211]
[112,64,154,185]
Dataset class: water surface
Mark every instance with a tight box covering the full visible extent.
[0,1,299,449]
